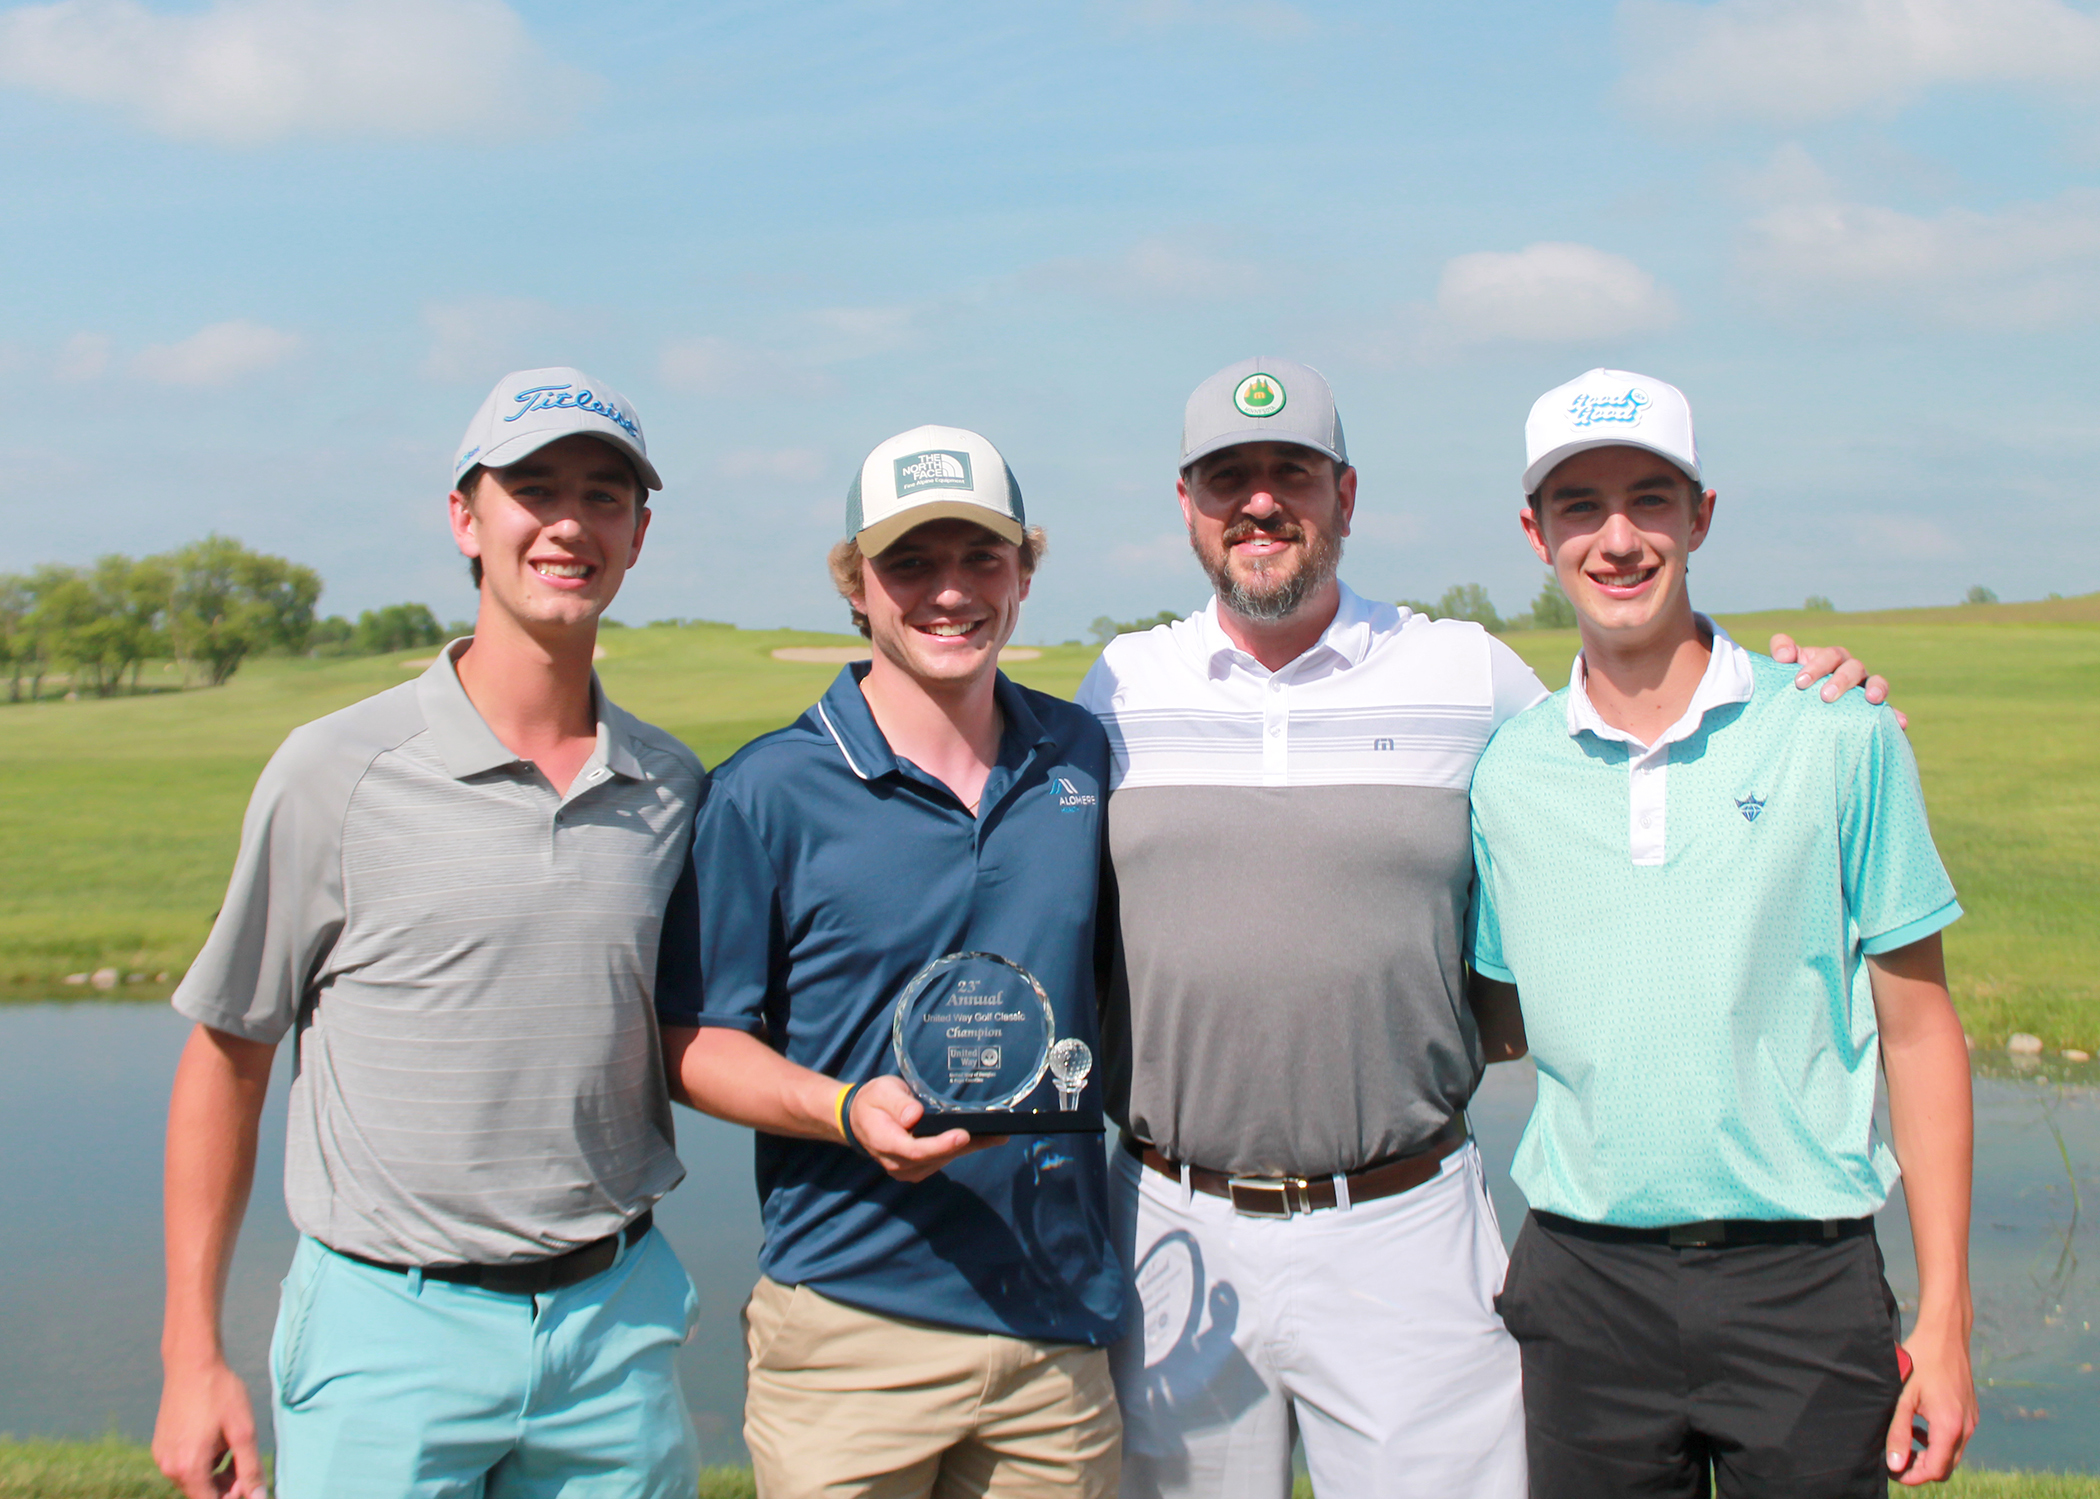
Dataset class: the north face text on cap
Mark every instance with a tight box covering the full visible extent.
[893,450,974,497]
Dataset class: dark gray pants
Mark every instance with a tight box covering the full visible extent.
[1495,1211,1904,1499]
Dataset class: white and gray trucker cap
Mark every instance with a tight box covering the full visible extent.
[1523,368,1699,496]
[1181,356,1348,471]
[453,366,662,491]
[846,425,1026,556]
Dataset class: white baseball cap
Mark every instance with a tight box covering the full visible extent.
[454,367,662,492]
[845,425,1025,556]
[1523,368,1699,496]
[1181,356,1348,470]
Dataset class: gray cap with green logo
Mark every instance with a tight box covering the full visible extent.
[1180,356,1348,471]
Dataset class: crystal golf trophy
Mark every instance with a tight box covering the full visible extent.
[891,952,1103,1134]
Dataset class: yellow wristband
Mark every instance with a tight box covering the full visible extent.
[833,1082,854,1144]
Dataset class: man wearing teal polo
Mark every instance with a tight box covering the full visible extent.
[1469,368,1977,1498]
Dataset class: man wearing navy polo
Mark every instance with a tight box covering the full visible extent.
[659,425,1123,1499]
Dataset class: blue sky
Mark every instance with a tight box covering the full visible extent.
[3,0,2096,640]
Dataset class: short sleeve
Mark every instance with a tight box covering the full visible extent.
[1487,636,1550,730]
[1075,654,1113,718]
[1840,707,1961,955]
[1467,799,1514,984]
[170,732,350,1043]
[670,779,784,1030]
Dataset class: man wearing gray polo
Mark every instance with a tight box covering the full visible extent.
[152,368,705,1499]
[1078,358,1884,1499]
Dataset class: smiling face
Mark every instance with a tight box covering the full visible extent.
[1180,440,1355,623]
[449,433,649,637]
[852,518,1031,692]
[1522,444,1714,649]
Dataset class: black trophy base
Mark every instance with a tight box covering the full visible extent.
[911,1108,1105,1137]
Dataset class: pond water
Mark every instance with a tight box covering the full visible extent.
[1,1005,2093,1472]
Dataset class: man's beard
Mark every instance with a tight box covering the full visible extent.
[1191,515,1344,623]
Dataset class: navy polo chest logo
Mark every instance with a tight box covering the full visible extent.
[1735,794,1767,823]
[1055,777,1098,812]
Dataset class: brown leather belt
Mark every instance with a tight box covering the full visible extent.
[1125,1117,1469,1218]
[333,1210,653,1296]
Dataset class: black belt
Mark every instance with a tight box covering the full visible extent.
[1534,1210,1872,1249]
[334,1210,653,1295]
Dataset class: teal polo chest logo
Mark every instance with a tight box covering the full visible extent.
[1735,794,1767,823]
[1055,777,1098,812]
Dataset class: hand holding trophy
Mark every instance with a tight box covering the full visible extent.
[891,952,1103,1136]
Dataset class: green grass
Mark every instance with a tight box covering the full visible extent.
[1,598,2095,1052]
[0,1440,2083,1499]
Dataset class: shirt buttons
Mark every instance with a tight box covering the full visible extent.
[1267,721,1283,737]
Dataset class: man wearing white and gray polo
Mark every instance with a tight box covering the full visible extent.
[153,369,705,1499]
[1078,358,1883,1499]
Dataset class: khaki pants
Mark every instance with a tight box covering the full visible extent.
[742,1276,1120,1499]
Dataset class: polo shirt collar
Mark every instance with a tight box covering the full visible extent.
[416,637,646,782]
[1188,578,1378,679]
[1565,614,1754,753]
[814,662,1055,784]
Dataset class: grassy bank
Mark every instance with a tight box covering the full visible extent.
[1,598,2094,1052]
[0,1438,2089,1498]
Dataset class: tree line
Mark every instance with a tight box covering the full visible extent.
[0,536,452,703]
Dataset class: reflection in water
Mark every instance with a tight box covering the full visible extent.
[0,1008,2094,1473]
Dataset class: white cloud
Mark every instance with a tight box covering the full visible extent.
[1619,0,2100,123]
[1741,186,2100,327]
[1032,237,1267,302]
[53,330,110,382]
[1431,242,1680,343]
[1108,531,1192,575]
[0,0,594,145]
[717,448,828,484]
[658,336,835,398]
[131,319,299,385]
[421,297,605,385]
[1846,513,1961,560]
[803,304,922,359]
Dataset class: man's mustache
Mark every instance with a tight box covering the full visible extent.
[1220,517,1304,547]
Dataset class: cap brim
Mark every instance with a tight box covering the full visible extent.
[1182,427,1345,471]
[1522,438,1698,497]
[857,501,1026,556]
[473,428,664,492]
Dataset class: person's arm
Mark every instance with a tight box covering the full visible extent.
[1769,635,1904,726]
[153,1024,276,1499]
[662,1024,996,1184]
[1868,932,1976,1484]
[1468,972,1527,1063]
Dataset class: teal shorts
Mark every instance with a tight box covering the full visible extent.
[270,1228,699,1499]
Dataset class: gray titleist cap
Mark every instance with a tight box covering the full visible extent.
[454,366,662,491]
[1181,356,1348,471]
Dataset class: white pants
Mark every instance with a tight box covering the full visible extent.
[1108,1140,1526,1499]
